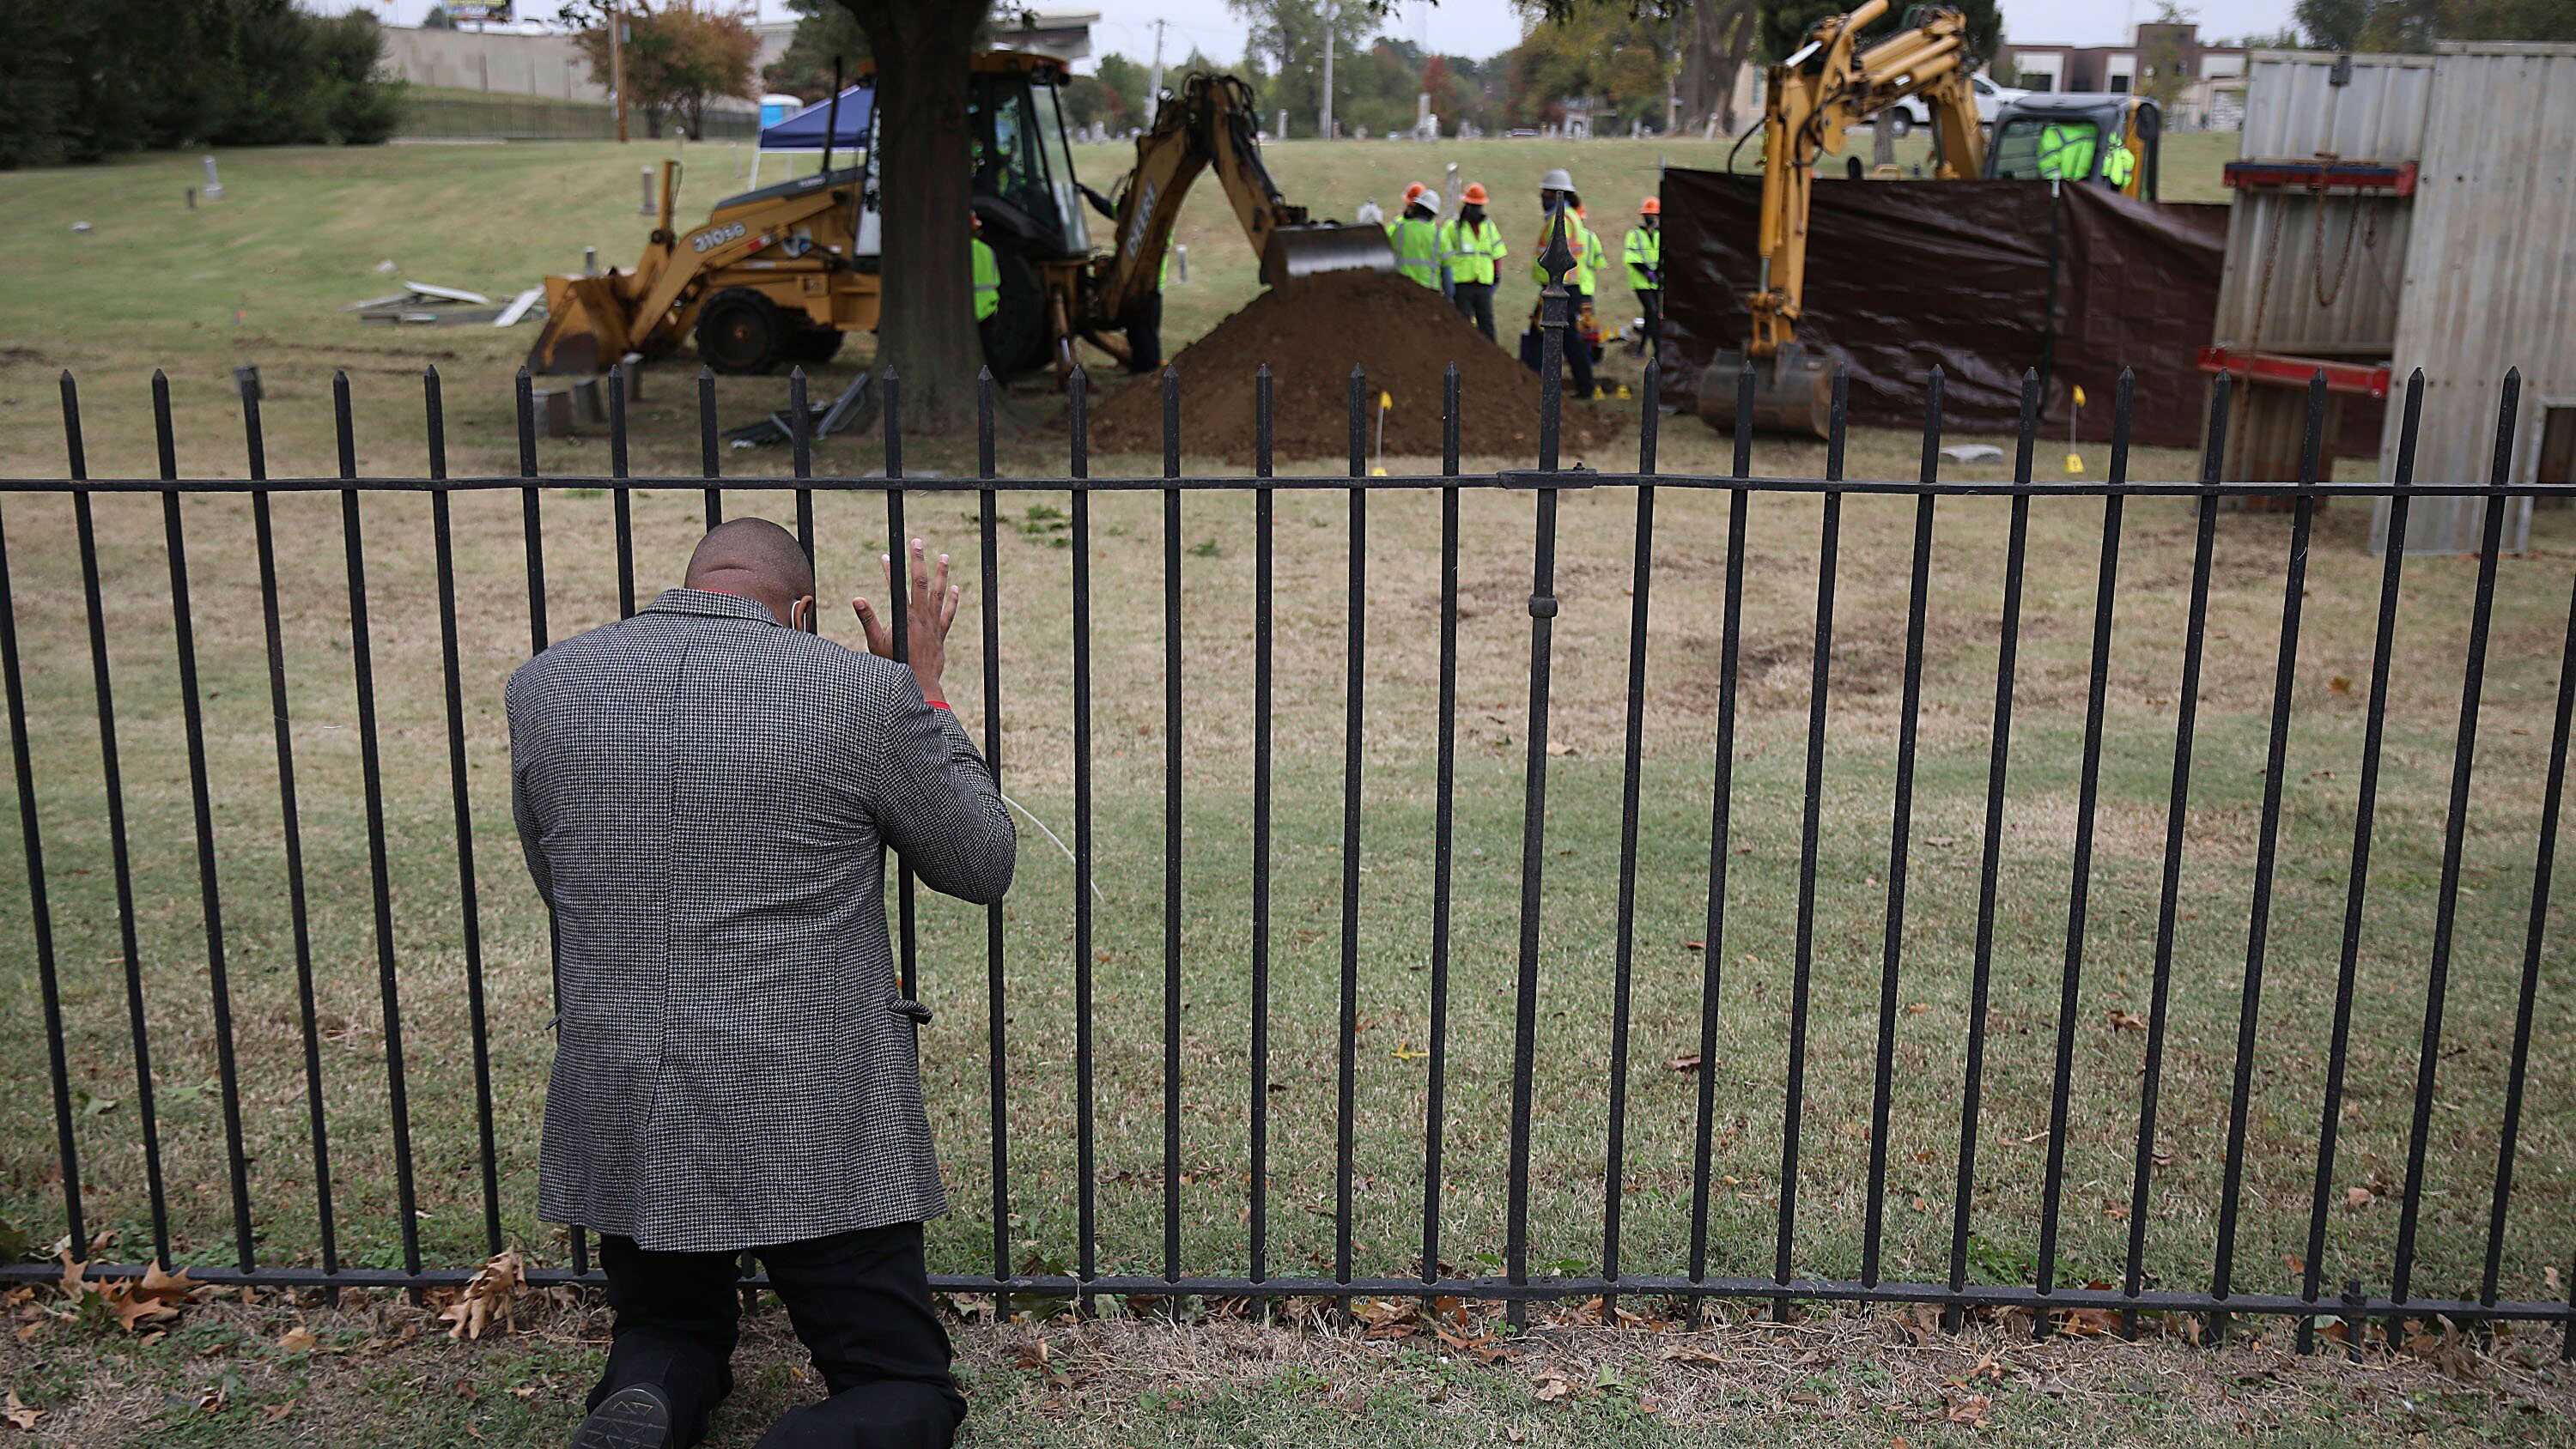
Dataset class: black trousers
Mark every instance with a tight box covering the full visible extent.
[1567,289,1596,399]
[1516,289,1595,399]
[1452,281,1496,342]
[1636,288,1662,355]
[590,1222,963,1449]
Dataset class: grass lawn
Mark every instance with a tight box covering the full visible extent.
[12,1288,2576,1447]
[4,130,2575,1441]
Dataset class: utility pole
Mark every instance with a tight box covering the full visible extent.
[609,0,628,144]
[1149,19,1167,106]
[1321,0,1336,140]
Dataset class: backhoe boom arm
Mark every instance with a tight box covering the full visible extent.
[1088,74,1389,330]
[1750,0,1986,356]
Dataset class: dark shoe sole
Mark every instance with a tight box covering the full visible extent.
[573,1385,673,1449]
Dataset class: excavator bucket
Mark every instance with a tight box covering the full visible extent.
[1259,222,1397,287]
[523,274,633,378]
[1694,343,1836,439]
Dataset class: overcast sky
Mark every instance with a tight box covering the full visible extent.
[310,0,2309,66]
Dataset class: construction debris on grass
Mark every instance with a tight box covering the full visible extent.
[1090,269,1618,466]
[345,280,543,328]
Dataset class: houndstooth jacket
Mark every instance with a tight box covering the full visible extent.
[506,587,1015,1253]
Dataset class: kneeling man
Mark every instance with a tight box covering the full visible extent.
[507,519,1016,1449]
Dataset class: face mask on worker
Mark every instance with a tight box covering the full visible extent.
[1541,189,1571,212]
[1407,202,1433,220]
[1461,203,1484,224]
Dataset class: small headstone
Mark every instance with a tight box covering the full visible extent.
[202,155,222,201]
[185,187,197,210]
[1939,444,2005,464]
[532,387,574,439]
[639,167,655,215]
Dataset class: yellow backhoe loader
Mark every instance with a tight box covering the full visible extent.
[524,54,1388,380]
[1698,0,2159,435]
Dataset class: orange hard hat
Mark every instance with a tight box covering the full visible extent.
[1639,196,1661,215]
[1461,183,1489,204]
[1402,181,1427,204]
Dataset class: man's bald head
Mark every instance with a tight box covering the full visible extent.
[685,518,816,627]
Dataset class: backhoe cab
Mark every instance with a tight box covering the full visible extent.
[1987,93,2160,198]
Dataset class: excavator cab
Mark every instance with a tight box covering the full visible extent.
[957,52,1094,373]
[1986,94,2160,200]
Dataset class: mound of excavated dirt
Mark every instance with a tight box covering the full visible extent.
[1089,269,1616,465]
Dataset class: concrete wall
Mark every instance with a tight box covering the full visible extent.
[379,26,606,103]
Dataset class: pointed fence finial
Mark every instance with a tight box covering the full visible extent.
[1540,207,1576,289]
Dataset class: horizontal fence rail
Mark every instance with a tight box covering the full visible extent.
[3,319,2573,1354]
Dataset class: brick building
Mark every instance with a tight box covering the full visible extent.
[1996,21,2249,127]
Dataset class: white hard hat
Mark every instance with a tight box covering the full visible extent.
[1417,188,1442,212]
[1540,167,1575,192]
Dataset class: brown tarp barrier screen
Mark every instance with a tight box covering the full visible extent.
[1658,170,2236,448]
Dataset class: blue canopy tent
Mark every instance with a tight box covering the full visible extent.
[748,83,872,187]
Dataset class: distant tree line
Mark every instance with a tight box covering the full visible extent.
[0,0,401,168]
[2293,0,2576,50]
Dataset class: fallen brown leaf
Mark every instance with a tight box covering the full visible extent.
[1942,1391,1991,1428]
[438,1249,527,1342]
[3,1391,41,1432]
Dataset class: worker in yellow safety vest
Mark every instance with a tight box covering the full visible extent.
[969,214,1001,323]
[2102,138,2137,191]
[1438,182,1508,342]
[2035,122,2099,183]
[1388,186,1443,290]
[1624,196,1662,358]
[1520,167,1598,398]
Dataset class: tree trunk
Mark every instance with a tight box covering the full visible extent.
[837,0,988,436]
[1678,0,1758,136]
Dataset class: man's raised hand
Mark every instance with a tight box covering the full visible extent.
[852,537,959,704]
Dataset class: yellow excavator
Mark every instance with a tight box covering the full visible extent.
[524,54,1388,379]
[1699,0,2159,434]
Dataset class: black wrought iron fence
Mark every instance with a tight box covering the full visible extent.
[3,285,2574,1355]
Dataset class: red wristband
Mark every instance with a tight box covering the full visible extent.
[925,698,950,712]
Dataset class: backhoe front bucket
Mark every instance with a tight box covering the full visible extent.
[1260,223,1397,287]
[523,274,633,378]
[1694,343,1835,439]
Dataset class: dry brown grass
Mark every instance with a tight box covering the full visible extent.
[12,1280,2576,1447]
